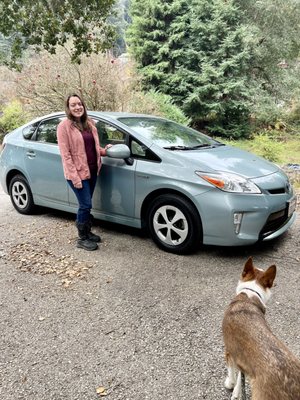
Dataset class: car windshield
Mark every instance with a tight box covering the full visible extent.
[118,117,222,149]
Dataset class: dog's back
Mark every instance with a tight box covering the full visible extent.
[223,293,300,400]
[222,257,300,400]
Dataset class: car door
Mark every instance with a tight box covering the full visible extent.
[23,116,69,205]
[68,119,136,220]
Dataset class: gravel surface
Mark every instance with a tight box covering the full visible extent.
[0,187,299,400]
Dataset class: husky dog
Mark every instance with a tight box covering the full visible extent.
[222,257,300,400]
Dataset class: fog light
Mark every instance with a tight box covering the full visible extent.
[233,212,243,234]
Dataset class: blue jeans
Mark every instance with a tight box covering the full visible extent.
[67,173,97,224]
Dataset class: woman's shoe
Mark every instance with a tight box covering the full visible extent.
[76,222,98,251]
[87,216,101,243]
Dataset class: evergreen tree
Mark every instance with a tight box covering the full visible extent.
[182,0,254,136]
[128,0,254,137]
[127,0,190,91]
[110,0,131,57]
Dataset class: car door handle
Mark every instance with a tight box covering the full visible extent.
[26,150,36,158]
[137,174,149,179]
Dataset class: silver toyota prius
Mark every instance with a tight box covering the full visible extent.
[0,111,297,254]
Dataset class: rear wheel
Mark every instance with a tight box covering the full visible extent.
[9,174,36,214]
[147,194,202,254]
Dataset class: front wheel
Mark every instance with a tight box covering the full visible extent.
[9,174,36,214]
[147,194,202,254]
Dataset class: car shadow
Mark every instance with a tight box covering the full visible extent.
[199,232,290,259]
[37,206,146,237]
[34,206,292,257]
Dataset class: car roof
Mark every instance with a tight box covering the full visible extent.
[39,111,165,121]
[28,111,167,147]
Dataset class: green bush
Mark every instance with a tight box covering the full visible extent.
[286,101,300,124]
[146,90,191,125]
[128,90,191,125]
[207,118,251,140]
[0,100,28,142]
[248,134,283,163]
[250,92,287,131]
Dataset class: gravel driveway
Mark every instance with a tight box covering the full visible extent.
[0,186,299,400]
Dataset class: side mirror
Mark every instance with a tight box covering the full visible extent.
[106,144,131,159]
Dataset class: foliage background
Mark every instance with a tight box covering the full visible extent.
[0,0,299,171]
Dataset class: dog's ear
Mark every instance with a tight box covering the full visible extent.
[261,264,277,288]
[242,257,255,279]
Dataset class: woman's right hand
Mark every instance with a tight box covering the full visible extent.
[74,181,83,189]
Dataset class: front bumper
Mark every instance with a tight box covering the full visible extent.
[194,189,296,246]
[261,212,296,241]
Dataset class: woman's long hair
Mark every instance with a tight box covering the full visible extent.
[65,94,91,131]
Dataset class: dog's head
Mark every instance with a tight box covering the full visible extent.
[236,257,277,305]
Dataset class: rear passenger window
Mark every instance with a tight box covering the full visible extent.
[22,123,39,140]
[35,118,63,144]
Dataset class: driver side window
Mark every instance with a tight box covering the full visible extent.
[130,138,161,162]
[95,120,126,146]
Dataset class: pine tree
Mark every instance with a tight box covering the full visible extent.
[109,0,131,57]
[181,0,254,136]
[128,0,190,88]
[128,0,254,137]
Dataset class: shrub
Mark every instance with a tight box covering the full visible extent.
[15,47,189,126]
[286,100,300,124]
[128,90,190,125]
[0,100,28,142]
[207,118,251,140]
[250,93,285,130]
[16,48,138,116]
[0,66,18,104]
[248,133,283,163]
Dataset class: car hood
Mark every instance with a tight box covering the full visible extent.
[173,145,279,178]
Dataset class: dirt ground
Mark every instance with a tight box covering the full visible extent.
[0,186,299,400]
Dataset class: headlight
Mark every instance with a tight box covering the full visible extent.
[195,171,261,194]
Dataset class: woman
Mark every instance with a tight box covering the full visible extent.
[57,94,111,251]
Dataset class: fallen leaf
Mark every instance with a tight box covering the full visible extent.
[96,386,107,396]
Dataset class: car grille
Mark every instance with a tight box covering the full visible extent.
[259,206,290,239]
[266,181,292,195]
[267,188,286,194]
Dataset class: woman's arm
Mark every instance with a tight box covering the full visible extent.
[57,123,82,187]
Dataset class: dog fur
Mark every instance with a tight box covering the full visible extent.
[222,257,300,400]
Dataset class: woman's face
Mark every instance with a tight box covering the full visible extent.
[68,96,84,119]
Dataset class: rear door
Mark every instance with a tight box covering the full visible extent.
[23,116,69,205]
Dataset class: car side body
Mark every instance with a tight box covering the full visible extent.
[0,111,296,254]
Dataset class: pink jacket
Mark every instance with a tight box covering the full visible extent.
[57,118,107,186]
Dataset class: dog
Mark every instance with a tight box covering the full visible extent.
[222,257,300,400]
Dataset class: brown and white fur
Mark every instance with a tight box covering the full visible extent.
[222,257,300,400]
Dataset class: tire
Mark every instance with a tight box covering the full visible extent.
[9,174,36,215]
[147,194,202,254]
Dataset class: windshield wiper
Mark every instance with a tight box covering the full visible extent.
[164,144,214,150]
[163,143,224,150]
[190,144,213,149]
[190,143,225,149]
[163,145,192,150]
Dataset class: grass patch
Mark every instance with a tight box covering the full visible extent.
[217,132,300,164]
[215,131,300,190]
